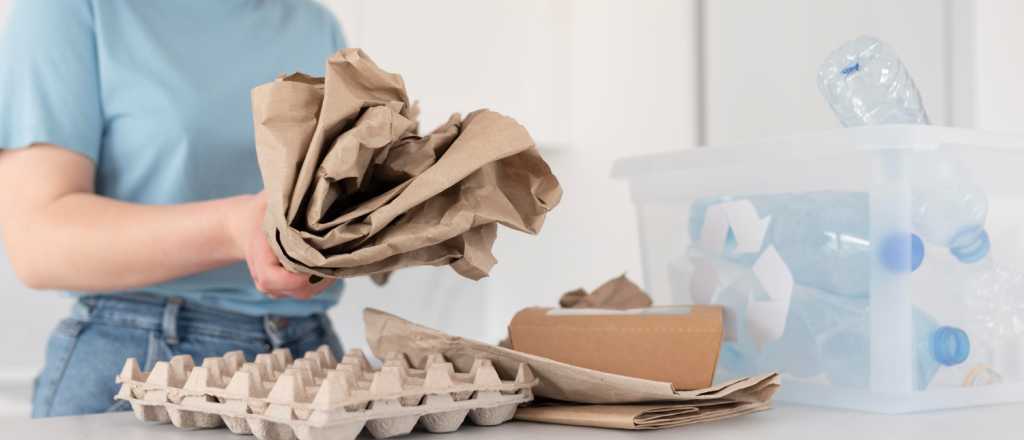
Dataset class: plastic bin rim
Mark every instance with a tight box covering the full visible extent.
[611,125,1024,180]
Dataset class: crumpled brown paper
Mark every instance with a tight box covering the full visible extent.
[251,49,562,280]
[558,274,653,309]
[499,274,653,348]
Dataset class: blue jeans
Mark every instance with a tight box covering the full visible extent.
[31,294,343,418]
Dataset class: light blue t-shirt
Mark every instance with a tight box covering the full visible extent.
[0,0,345,316]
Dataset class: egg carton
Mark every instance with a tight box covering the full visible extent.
[114,346,537,440]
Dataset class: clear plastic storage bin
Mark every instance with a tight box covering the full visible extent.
[612,125,1024,413]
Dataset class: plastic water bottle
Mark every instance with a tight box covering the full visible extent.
[713,279,971,390]
[912,156,990,263]
[817,35,929,126]
[713,283,865,381]
[762,284,868,378]
[962,264,1024,381]
[818,36,991,263]
[819,306,970,390]
[688,191,924,297]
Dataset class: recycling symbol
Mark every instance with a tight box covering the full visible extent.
[689,200,794,350]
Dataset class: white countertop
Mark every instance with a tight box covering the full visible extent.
[7,403,1021,440]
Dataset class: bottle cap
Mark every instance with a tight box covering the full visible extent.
[950,226,990,264]
[932,326,970,366]
[880,233,925,272]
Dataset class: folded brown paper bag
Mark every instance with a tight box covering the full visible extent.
[252,49,562,281]
[515,400,772,430]
[364,308,779,404]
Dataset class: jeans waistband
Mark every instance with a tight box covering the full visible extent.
[72,293,334,347]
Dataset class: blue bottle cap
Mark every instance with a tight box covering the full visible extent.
[950,227,990,264]
[931,326,970,366]
[880,233,925,272]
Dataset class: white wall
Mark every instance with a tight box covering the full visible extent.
[485,0,700,337]
[699,0,1024,143]
[703,0,952,144]
[0,245,70,417]
[326,0,572,148]
[972,1,1024,133]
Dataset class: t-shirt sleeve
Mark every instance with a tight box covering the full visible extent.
[325,8,348,52]
[0,0,103,162]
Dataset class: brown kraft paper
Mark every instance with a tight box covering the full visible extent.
[251,48,562,281]
[514,400,773,430]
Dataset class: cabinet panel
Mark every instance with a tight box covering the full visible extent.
[704,0,949,144]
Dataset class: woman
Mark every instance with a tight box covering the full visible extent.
[0,0,347,417]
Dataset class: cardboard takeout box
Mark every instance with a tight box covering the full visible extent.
[508,305,724,390]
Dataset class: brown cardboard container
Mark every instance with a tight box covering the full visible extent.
[508,305,723,390]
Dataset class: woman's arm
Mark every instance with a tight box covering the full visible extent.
[0,145,331,298]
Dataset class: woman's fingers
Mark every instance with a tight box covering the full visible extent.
[239,191,335,300]
[264,274,331,300]
[245,216,333,299]
[287,277,334,300]
[250,241,308,292]
[268,277,334,300]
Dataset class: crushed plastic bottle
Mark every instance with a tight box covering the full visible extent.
[712,274,970,391]
[818,36,991,263]
[817,35,929,126]
[688,191,924,297]
[965,265,1024,343]
[963,263,1024,381]
[820,306,970,390]
[763,284,868,379]
[912,155,991,263]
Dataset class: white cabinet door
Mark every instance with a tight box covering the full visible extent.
[973,1,1024,133]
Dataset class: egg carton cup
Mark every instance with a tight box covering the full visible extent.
[115,346,537,440]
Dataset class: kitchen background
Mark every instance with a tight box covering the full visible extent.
[1,0,1023,418]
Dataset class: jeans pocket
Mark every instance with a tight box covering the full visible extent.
[31,318,88,418]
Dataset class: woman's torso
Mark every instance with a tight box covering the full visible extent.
[85,0,345,315]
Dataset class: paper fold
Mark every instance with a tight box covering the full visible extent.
[514,401,772,430]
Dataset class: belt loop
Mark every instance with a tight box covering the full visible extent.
[162,297,183,346]
[71,297,96,320]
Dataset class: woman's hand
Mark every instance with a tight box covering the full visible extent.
[229,192,334,300]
